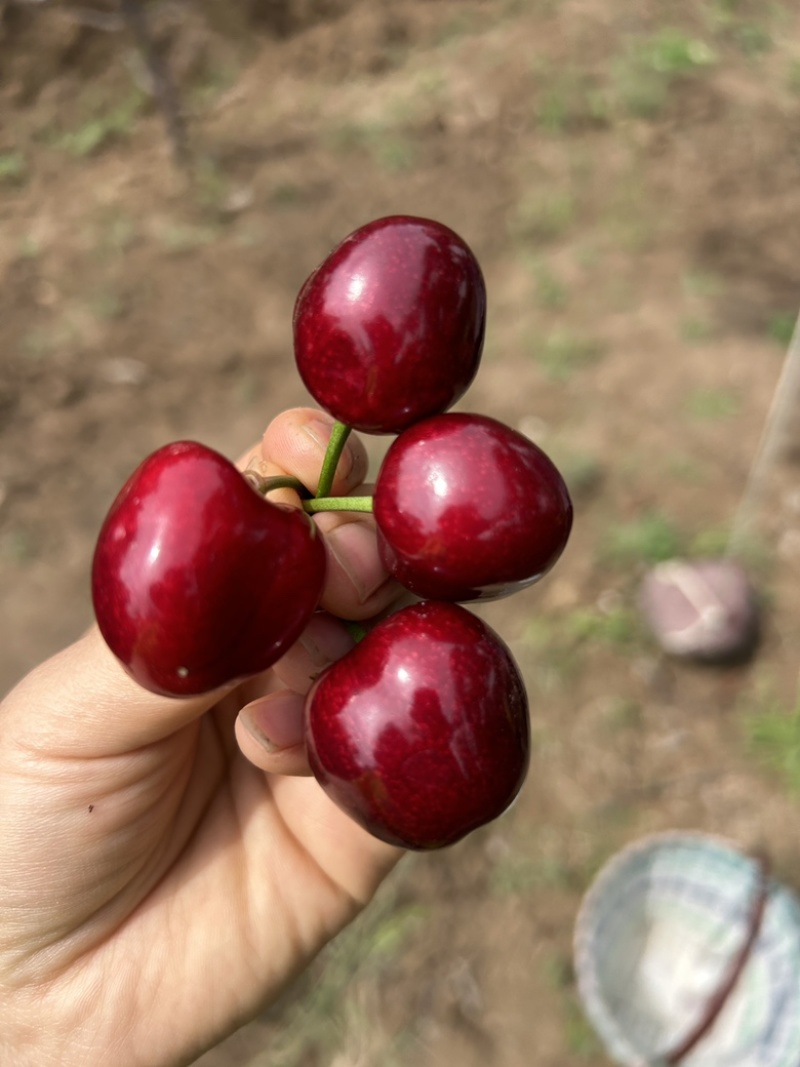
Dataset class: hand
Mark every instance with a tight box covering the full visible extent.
[0,409,405,1067]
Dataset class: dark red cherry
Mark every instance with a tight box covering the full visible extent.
[92,441,326,696]
[293,215,486,434]
[305,601,530,850]
[373,413,573,601]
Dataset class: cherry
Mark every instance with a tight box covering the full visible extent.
[92,441,326,697]
[373,413,573,601]
[305,601,530,850]
[293,215,486,434]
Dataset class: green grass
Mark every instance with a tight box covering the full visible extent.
[326,121,417,172]
[768,312,796,346]
[520,602,645,697]
[532,330,604,380]
[252,886,429,1066]
[611,28,716,119]
[0,151,26,185]
[600,512,684,567]
[745,696,800,794]
[513,190,576,242]
[525,257,568,309]
[551,447,603,498]
[680,316,717,343]
[535,70,605,133]
[57,92,145,158]
[685,386,740,420]
[562,605,641,646]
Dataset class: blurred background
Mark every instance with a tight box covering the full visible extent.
[2,1,800,1064]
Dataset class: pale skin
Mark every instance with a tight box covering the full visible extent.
[0,409,405,1067]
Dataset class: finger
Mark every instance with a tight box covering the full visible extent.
[271,612,355,694]
[256,412,401,620]
[317,510,401,620]
[260,408,369,495]
[0,625,227,758]
[236,689,311,776]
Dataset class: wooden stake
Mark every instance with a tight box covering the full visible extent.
[118,0,189,168]
[727,308,800,556]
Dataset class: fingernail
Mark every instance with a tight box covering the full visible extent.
[299,613,355,668]
[326,522,389,605]
[240,691,305,753]
[304,418,354,479]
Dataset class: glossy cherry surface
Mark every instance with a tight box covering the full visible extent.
[92,441,326,696]
[293,215,486,434]
[305,601,530,850]
[373,413,573,601]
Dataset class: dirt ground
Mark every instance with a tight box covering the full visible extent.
[2,1,800,1064]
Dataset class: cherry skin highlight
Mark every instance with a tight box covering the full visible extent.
[92,441,326,697]
[293,215,486,434]
[373,413,573,602]
[305,601,530,850]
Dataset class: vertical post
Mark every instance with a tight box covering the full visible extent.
[727,308,800,556]
[118,0,189,167]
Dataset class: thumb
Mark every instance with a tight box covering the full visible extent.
[0,624,230,758]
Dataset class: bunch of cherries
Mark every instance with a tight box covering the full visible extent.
[92,216,573,850]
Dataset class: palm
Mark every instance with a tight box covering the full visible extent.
[1,679,396,1067]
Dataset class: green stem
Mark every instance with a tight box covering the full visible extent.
[245,472,309,498]
[303,496,373,514]
[316,421,352,499]
[344,620,368,644]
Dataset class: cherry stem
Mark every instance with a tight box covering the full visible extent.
[303,496,373,514]
[316,421,352,499]
[245,472,309,498]
[344,620,368,644]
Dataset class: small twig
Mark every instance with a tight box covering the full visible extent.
[728,306,800,556]
[117,0,189,167]
[663,854,770,1064]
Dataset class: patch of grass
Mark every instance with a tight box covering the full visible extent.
[525,257,568,310]
[155,221,220,254]
[563,605,641,647]
[18,234,42,259]
[745,696,800,794]
[600,512,684,567]
[680,316,716,343]
[325,120,417,172]
[565,1000,603,1057]
[682,270,722,299]
[612,28,716,119]
[88,290,126,322]
[532,330,604,381]
[789,59,800,95]
[520,601,644,697]
[58,92,145,158]
[733,22,772,56]
[256,887,429,1067]
[1,530,36,564]
[0,151,26,185]
[768,312,796,346]
[685,386,740,420]
[552,447,603,498]
[512,190,576,243]
[668,454,709,484]
[535,70,606,133]
[688,524,733,557]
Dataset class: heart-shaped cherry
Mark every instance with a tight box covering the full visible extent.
[92,441,326,696]
[373,413,573,601]
[305,601,530,850]
[293,215,486,434]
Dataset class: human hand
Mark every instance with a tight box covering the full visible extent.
[0,409,405,1067]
